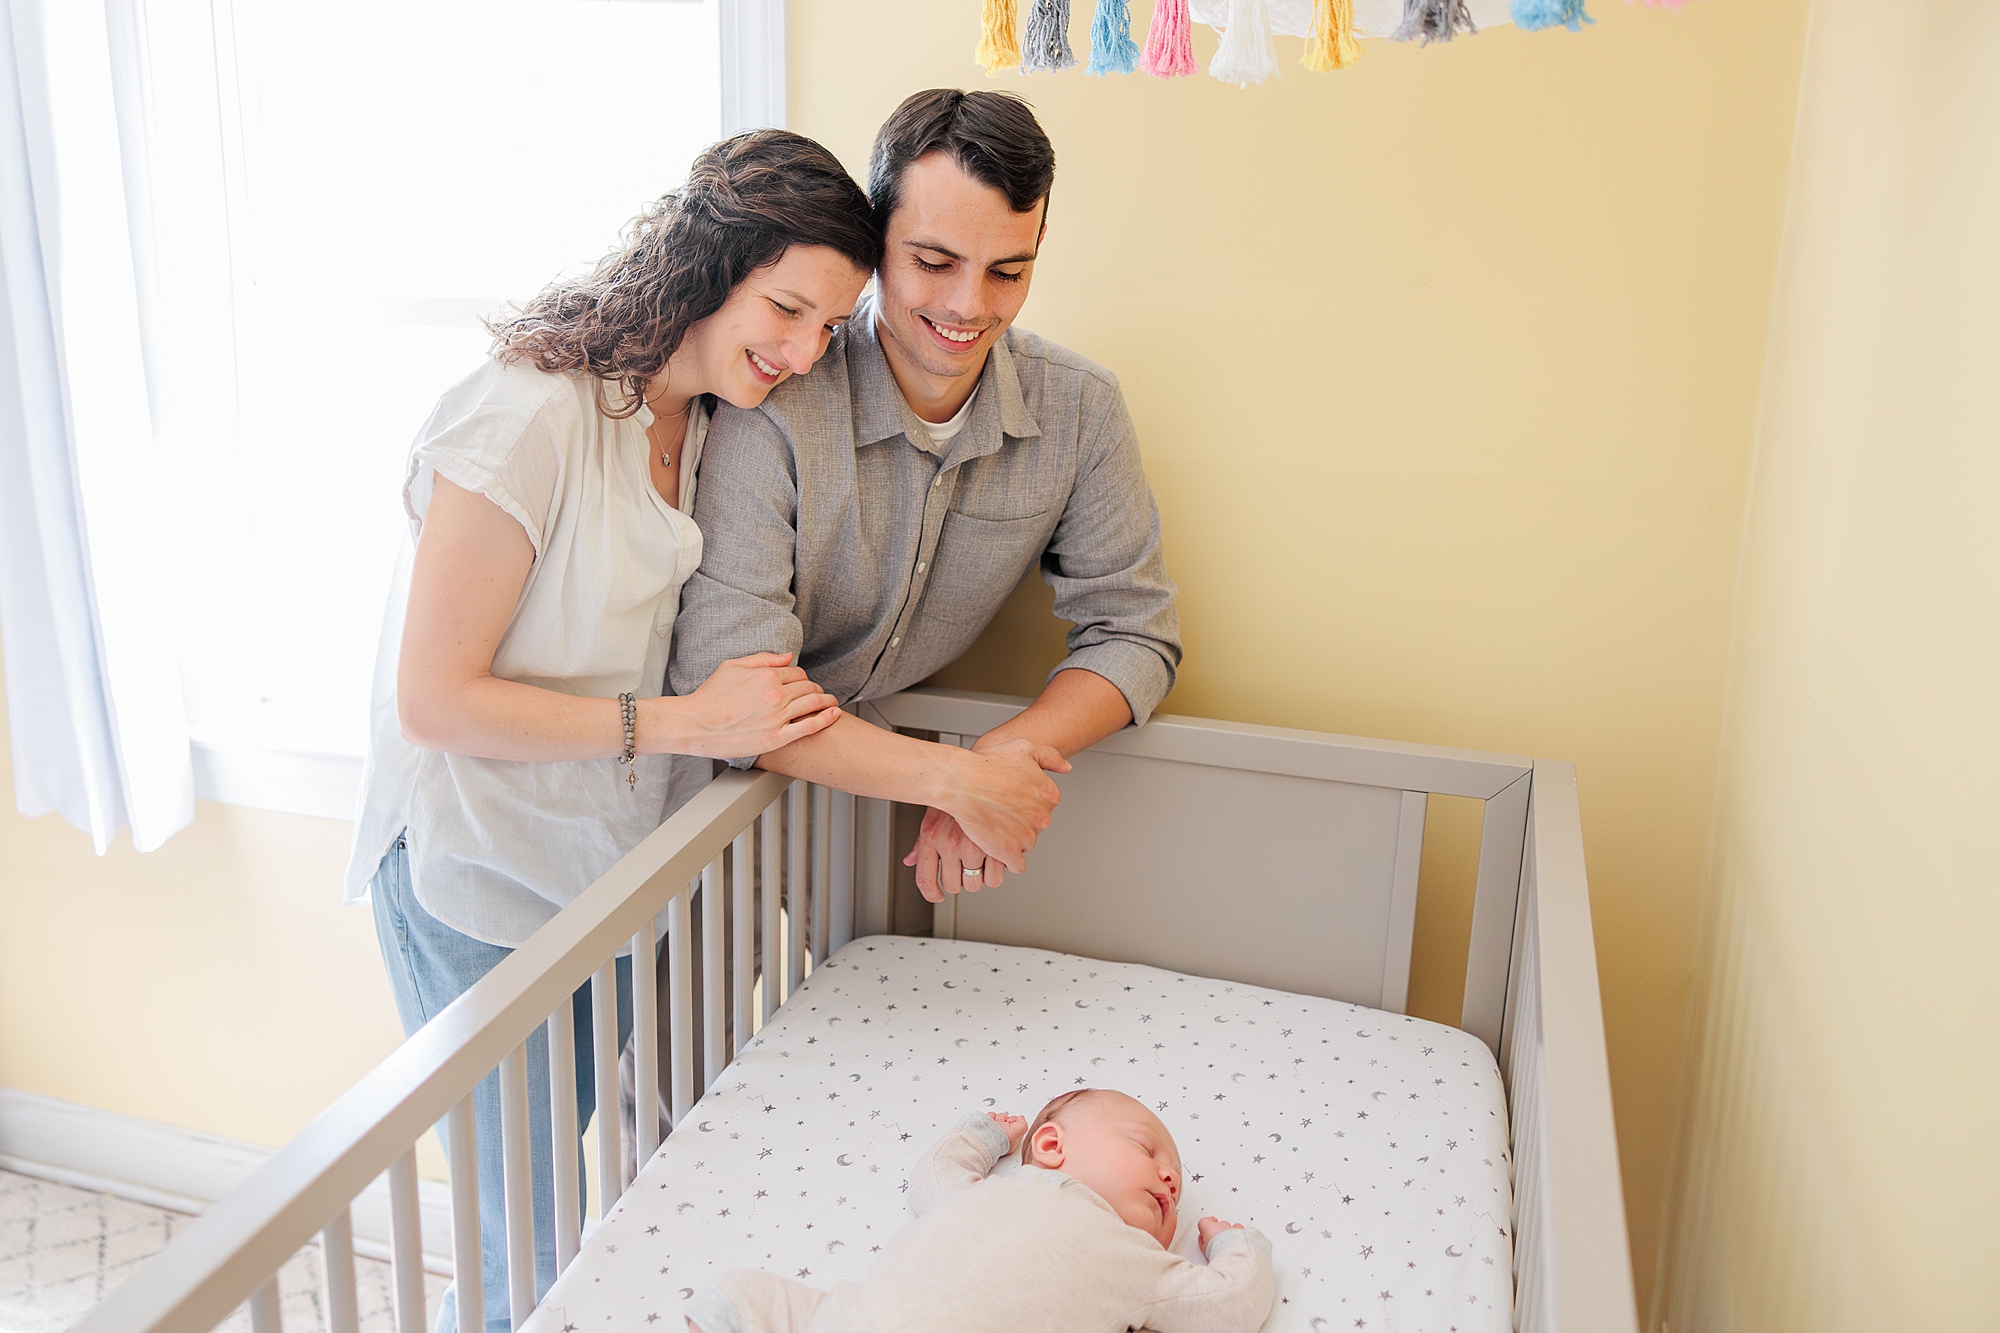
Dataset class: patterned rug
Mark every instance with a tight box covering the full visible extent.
[0,1169,445,1333]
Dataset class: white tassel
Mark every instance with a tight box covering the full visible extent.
[1209,0,1278,86]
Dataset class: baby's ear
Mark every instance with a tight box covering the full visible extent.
[1027,1121,1063,1168]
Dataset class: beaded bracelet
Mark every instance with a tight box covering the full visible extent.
[617,692,637,791]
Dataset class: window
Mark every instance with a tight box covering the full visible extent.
[122,0,777,817]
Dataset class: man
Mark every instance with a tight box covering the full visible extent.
[669,89,1179,901]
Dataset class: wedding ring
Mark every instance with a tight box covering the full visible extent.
[962,865,982,877]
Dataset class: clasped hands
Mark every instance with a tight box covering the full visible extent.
[903,734,1070,903]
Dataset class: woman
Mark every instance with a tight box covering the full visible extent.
[343,130,881,1331]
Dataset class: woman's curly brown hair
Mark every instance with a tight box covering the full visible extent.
[487,129,881,418]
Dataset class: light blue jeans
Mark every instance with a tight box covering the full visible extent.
[370,837,634,1333]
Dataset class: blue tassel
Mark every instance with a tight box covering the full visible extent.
[1087,0,1141,74]
[1511,0,1593,32]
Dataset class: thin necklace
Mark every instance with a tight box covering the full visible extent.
[650,401,691,467]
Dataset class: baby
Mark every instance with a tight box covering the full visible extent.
[687,1088,1274,1333]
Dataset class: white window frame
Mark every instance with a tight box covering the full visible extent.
[190,0,786,823]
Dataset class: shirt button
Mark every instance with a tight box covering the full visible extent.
[916,562,927,574]
[890,636,901,648]
[932,475,942,488]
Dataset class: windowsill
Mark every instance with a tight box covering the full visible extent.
[189,742,363,822]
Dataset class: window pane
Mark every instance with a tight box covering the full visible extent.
[170,0,721,759]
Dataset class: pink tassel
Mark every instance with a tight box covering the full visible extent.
[1140,0,1196,76]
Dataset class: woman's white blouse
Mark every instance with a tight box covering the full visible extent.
[343,357,708,947]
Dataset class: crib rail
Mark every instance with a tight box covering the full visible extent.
[73,767,837,1333]
[1503,761,1639,1333]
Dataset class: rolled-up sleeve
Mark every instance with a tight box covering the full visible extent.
[667,407,805,742]
[1040,384,1182,726]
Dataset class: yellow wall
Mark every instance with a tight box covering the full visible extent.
[0,1,1821,1318]
[794,0,1809,1308]
[1654,2,2000,1328]
[0,640,408,1148]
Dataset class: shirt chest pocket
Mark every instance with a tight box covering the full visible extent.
[920,509,1057,628]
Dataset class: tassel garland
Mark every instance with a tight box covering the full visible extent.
[1139,0,1196,77]
[1511,0,1593,30]
[1209,0,1279,86]
[1087,0,1142,74]
[1022,0,1078,73]
[1301,0,1361,70]
[1392,0,1477,44]
[976,0,1023,73]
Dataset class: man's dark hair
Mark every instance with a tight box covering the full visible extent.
[867,89,1056,233]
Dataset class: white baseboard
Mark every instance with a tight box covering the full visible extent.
[0,1088,452,1276]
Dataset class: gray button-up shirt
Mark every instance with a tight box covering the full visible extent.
[668,299,1180,757]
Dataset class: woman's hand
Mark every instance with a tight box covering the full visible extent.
[669,652,841,759]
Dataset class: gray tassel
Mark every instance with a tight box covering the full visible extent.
[1022,0,1078,72]
[1392,0,1476,44]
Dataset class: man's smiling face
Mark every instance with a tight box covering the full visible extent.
[872,150,1044,418]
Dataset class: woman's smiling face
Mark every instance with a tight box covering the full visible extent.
[677,244,870,410]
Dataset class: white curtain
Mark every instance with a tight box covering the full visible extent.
[0,0,192,853]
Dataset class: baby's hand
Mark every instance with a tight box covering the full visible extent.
[987,1111,1029,1153]
[1198,1216,1243,1253]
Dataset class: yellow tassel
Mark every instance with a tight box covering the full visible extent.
[1302,0,1361,70]
[976,0,1023,74]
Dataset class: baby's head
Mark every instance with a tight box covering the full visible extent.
[1020,1089,1184,1248]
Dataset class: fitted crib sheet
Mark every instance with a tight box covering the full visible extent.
[522,937,1514,1333]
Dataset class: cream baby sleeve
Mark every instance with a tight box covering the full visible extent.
[1134,1227,1276,1333]
[904,1113,1012,1217]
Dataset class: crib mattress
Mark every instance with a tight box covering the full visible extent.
[523,937,1514,1333]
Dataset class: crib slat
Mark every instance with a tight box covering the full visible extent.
[731,827,754,1054]
[447,1096,483,1333]
[546,998,581,1274]
[248,1278,281,1333]
[829,789,854,955]
[321,1207,360,1333]
[810,784,832,968]
[701,857,726,1088]
[785,781,806,997]
[760,800,782,1022]
[591,961,622,1208]
[633,918,661,1172]
[388,1148,426,1333]
[668,885,695,1125]
[499,1043,535,1329]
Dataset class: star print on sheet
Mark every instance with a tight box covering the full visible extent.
[516,938,1512,1333]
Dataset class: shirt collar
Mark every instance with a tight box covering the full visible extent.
[847,294,1042,456]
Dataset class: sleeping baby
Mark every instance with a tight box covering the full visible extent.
[686,1087,1275,1333]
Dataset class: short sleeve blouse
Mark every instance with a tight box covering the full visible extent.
[343,357,707,947]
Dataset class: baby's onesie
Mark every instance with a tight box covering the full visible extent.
[686,1113,1275,1333]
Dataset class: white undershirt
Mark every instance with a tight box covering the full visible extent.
[920,389,979,448]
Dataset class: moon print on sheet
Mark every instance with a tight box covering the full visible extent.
[698,1122,715,1131]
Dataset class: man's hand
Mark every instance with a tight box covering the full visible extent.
[904,737,1069,902]
[987,1111,1030,1155]
[1198,1216,1243,1254]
